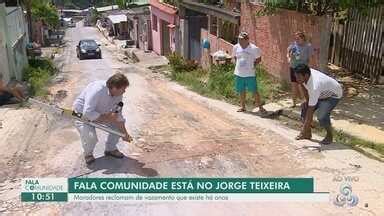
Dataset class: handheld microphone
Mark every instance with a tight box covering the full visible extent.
[113,102,124,113]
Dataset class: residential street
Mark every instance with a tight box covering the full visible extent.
[0,22,384,216]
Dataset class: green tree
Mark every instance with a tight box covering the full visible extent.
[20,0,59,42]
[31,2,60,28]
[116,0,127,9]
[260,0,382,16]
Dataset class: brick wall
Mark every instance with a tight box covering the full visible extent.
[240,2,329,81]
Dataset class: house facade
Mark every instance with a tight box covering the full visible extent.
[177,0,329,81]
[126,6,151,51]
[179,0,240,66]
[106,13,129,40]
[149,0,178,56]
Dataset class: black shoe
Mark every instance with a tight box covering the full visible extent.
[85,155,96,164]
[104,150,124,158]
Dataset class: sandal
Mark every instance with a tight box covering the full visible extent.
[84,155,95,164]
[259,107,267,114]
[254,101,266,107]
[237,107,246,112]
[295,133,312,140]
[320,137,332,145]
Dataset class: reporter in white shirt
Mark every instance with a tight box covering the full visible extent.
[73,73,133,164]
[293,64,342,144]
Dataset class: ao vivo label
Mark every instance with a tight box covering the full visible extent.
[22,178,67,193]
[333,176,359,182]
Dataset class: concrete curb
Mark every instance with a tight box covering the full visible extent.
[265,101,384,145]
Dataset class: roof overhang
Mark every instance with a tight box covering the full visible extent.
[107,14,127,24]
[181,0,240,25]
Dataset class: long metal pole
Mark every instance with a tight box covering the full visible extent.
[28,98,126,137]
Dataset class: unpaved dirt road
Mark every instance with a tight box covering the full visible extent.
[0,22,383,216]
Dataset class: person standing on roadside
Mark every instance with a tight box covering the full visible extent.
[287,32,314,107]
[232,32,266,113]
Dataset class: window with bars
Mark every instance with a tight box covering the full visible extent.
[209,16,217,36]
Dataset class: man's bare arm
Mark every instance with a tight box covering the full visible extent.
[302,84,309,103]
[115,121,133,142]
[303,106,315,134]
[95,112,118,124]
[0,81,25,101]
[254,57,261,68]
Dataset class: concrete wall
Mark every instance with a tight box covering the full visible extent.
[150,7,161,55]
[1,5,29,82]
[6,7,27,46]
[240,2,331,80]
[136,15,151,50]
[5,6,28,81]
[0,2,10,83]
[179,18,189,58]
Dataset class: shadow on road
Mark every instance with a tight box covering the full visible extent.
[308,138,351,151]
[293,138,352,153]
[84,155,159,177]
[244,109,283,119]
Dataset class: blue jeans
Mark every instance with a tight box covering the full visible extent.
[301,98,340,128]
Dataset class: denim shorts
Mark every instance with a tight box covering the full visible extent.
[301,97,340,128]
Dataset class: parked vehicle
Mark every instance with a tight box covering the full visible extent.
[76,39,102,60]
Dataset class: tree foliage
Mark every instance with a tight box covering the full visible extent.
[259,0,383,16]
[62,0,116,9]
[116,0,127,9]
[31,2,60,28]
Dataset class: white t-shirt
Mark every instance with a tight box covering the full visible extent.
[303,69,343,106]
[232,43,261,77]
[73,81,125,122]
